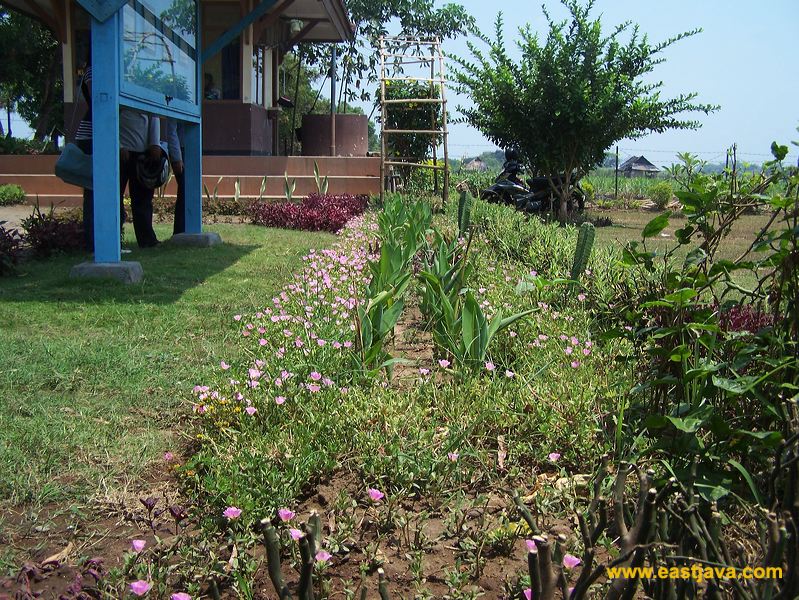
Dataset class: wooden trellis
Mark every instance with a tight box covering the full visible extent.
[379,35,450,203]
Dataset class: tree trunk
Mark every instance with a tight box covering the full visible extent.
[32,48,62,141]
[558,171,572,224]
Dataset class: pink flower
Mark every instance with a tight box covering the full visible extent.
[583,347,591,356]
[275,396,286,405]
[278,508,295,522]
[438,359,450,368]
[220,361,230,370]
[129,580,152,596]
[245,406,257,416]
[310,371,322,381]
[259,338,267,346]
[289,528,303,540]
[485,361,496,371]
[565,346,573,355]
[367,488,384,502]
[248,368,262,380]
[577,293,586,301]
[525,539,538,553]
[223,506,242,519]
[548,452,561,462]
[308,384,321,393]
[447,452,459,462]
[171,594,191,600]
[163,452,174,462]
[419,368,430,376]
[570,360,581,369]
[233,315,242,321]
[563,553,581,569]
[315,550,332,562]
[524,589,532,600]
[131,539,146,553]
[505,370,515,378]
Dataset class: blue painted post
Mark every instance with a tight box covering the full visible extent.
[91,13,122,263]
[183,122,202,233]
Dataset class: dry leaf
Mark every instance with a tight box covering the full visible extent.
[42,542,74,566]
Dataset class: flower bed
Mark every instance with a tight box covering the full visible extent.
[248,193,368,232]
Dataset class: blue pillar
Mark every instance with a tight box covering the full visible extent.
[183,122,202,233]
[91,14,122,263]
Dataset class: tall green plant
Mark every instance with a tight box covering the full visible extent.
[449,2,717,221]
[313,161,329,195]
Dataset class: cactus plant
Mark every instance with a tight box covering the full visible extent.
[570,222,595,282]
[457,190,472,238]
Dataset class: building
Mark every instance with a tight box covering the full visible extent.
[2,0,352,155]
[617,155,660,178]
[0,0,381,202]
[462,157,486,172]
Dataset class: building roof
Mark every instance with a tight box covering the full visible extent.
[617,155,660,172]
[0,0,354,44]
[463,157,486,171]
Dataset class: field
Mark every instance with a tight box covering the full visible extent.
[0,190,794,599]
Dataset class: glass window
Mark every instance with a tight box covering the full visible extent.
[122,0,198,105]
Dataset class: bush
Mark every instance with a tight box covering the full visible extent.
[649,181,674,209]
[248,193,368,233]
[0,222,23,275]
[0,136,57,155]
[0,184,26,206]
[22,205,84,258]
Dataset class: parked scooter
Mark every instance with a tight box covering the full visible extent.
[480,150,585,214]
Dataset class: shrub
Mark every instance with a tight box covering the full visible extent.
[248,193,368,233]
[648,181,674,209]
[581,179,595,204]
[0,222,23,275]
[22,205,84,258]
[0,136,57,155]
[0,184,26,206]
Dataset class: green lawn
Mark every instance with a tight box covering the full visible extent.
[0,223,334,508]
[592,208,772,259]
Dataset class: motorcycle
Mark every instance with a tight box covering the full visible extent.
[480,159,585,215]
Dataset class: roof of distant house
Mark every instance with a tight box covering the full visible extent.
[617,155,660,172]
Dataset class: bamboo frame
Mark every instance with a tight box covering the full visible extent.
[379,35,450,204]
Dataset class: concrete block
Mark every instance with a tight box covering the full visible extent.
[69,261,143,284]
[170,232,223,247]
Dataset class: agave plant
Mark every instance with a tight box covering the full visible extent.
[421,271,532,371]
[284,172,296,202]
[313,160,329,194]
[352,281,410,379]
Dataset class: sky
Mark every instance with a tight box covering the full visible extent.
[7,0,798,166]
[437,0,799,166]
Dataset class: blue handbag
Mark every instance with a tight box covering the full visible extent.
[55,142,93,190]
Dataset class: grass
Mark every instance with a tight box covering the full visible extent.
[0,222,335,508]
[591,208,772,261]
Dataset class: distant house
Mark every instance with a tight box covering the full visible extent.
[463,157,487,172]
[617,156,660,178]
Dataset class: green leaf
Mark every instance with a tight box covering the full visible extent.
[770,141,789,161]
[728,459,763,505]
[642,211,672,238]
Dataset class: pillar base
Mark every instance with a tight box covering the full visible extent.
[170,232,223,247]
[69,261,143,284]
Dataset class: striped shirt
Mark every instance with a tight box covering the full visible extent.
[75,67,92,141]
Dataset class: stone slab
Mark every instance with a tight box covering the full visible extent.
[69,261,143,284]
[170,232,223,247]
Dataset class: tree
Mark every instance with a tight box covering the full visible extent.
[0,8,62,141]
[303,0,473,107]
[449,1,717,222]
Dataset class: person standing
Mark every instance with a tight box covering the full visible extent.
[120,109,162,248]
[166,119,185,235]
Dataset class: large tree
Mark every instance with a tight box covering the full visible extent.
[0,8,62,141]
[450,0,717,221]
[303,0,473,107]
